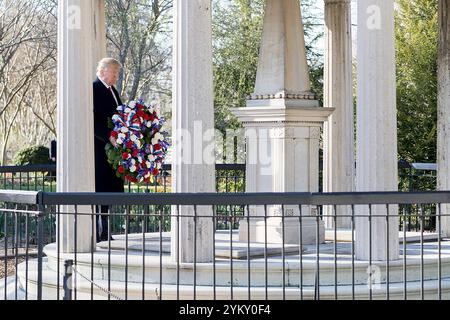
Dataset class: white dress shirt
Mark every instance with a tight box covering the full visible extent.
[98,76,119,107]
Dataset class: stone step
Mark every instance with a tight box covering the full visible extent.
[0,276,26,300]
[17,259,450,300]
[107,231,303,259]
[42,242,450,287]
[325,230,441,243]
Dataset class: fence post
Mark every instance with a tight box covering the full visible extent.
[36,191,45,300]
[63,260,73,300]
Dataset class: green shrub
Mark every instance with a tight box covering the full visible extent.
[13,145,51,166]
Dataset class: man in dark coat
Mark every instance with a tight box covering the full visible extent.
[93,58,125,242]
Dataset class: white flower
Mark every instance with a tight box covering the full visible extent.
[148,155,156,162]
[112,115,120,122]
[156,162,162,169]
[118,133,126,140]
[153,119,160,125]
[138,156,143,163]
[130,135,137,142]
[151,133,163,145]
[148,107,154,114]
[146,122,152,128]
[146,161,151,168]
[129,101,136,109]
[125,108,132,114]
[131,159,136,165]
[130,166,137,173]
[116,139,123,145]
[135,140,142,148]
[121,127,129,134]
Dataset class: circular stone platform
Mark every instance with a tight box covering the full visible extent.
[14,231,450,300]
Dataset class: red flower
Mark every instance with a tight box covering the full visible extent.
[111,131,118,139]
[154,144,162,151]
[118,166,125,174]
[122,153,130,160]
[152,168,159,176]
[132,149,139,157]
[126,141,133,149]
[141,161,147,169]
[149,115,156,122]
[143,114,150,121]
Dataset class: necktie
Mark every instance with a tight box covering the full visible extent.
[108,86,119,107]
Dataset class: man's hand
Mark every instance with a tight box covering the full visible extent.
[109,136,118,147]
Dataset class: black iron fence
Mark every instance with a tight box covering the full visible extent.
[0,164,246,194]
[0,164,245,237]
[3,160,437,194]
[1,190,450,300]
[0,161,441,235]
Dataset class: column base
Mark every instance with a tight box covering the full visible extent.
[239,217,325,245]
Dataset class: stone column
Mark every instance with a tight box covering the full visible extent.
[57,0,101,253]
[356,0,399,261]
[438,0,450,237]
[323,0,355,229]
[91,0,107,73]
[171,0,215,263]
[233,0,333,245]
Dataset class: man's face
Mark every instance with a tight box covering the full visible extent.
[101,66,120,87]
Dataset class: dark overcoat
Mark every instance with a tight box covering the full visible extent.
[93,77,125,193]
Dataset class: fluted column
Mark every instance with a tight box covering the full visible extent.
[323,0,355,229]
[356,0,399,261]
[171,0,215,263]
[57,0,102,253]
[438,0,450,237]
[91,0,106,73]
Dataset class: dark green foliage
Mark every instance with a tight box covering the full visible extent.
[396,0,438,163]
[13,145,51,166]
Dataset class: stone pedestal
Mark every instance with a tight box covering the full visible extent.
[233,105,333,245]
[438,0,450,237]
[232,0,333,246]
[57,0,104,253]
[356,0,399,261]
[323,0,355,229]
[171,0,215,263]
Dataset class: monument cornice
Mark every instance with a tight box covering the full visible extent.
[232,104,335,124]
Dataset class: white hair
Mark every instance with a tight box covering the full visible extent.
[96,58,122,76]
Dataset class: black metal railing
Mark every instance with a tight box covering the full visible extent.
[0,164,246,239]
[1,190,450,300]
[0,164,246,194]
[0,161,442,234]
[0,165,57,192]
